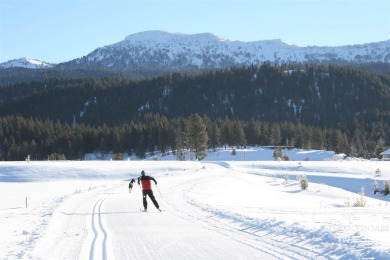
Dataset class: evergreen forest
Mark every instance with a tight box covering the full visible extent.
[0,63,389,160]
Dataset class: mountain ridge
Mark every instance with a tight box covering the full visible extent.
[0,58,54,69]
[57,31,390,70]
[2,31,390,70]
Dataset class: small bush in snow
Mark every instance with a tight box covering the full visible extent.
[373,180,380,193]
[384,180,390,196]
[176,150,186,161]
[273,147,283,160]
[299,174,309,190]
[48,153,66,160]
[353,187,366,207]
[283,174,289,183]
[112,153,124,160]
[232,149,236,156]
[373,179,390,196]
[345,198,351,207]
[346,187,366,207]
[375,168,382,176]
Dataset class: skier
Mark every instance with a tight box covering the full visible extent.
[137,170,161,212]
[128,178,135,193]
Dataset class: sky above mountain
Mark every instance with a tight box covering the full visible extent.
[0,0,389,64]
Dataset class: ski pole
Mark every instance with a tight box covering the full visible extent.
[156,185,163,198]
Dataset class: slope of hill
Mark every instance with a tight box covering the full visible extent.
[1,64,389,132]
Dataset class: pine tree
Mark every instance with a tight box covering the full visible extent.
[209,122,221,151]
[349,144,358,158]
[175,127,186,160]
[374,137,385,159]
[270,124,281,146]
[186,114,208,160]
[231,121,246,147]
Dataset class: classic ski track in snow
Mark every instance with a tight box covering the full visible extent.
[78,185,119,260]
[88,197,108,260]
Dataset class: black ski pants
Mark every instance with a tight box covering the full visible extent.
[142,190,159,210]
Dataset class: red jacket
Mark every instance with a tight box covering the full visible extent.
[138,175,157,190]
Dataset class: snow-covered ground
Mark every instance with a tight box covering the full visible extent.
[1,148,390,259]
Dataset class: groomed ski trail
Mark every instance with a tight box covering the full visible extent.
[27,162,390,259]
[29,183,119,260]
[104,182,270,259]
[79,197,109,260]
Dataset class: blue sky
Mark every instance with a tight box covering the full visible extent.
[1,0,389,63]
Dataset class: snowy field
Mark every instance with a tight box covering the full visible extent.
[1,148,390,259]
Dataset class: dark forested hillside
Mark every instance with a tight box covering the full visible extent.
[0,64,389,160]
[1,64,390,130]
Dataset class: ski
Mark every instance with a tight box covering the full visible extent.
[139,208,164,212]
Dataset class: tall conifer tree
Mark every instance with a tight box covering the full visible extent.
[186,114,208,160]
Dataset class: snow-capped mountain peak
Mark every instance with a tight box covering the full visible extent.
[124,30,225,44]
[0,58,54,69]
[60,31,389,71]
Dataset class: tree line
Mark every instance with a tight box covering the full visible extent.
[0,114,386,161]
